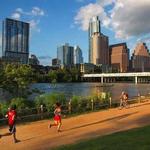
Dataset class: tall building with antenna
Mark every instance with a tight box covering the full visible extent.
[88,16,109,67]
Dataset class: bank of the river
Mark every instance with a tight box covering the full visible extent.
[30,82,150,102]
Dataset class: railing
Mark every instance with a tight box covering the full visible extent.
[83,72,150,77]
[0,95,150,125]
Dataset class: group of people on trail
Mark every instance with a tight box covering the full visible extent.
[0,91,129,144]
[0,102,62,143]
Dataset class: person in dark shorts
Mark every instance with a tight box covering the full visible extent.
[5,105,20,143]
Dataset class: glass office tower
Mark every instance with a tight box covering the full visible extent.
[2,18,29,64]
[74,45,83,64]
[57,43,74,67]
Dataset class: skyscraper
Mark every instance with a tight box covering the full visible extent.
[89,16,101,38]
[88,16,109,66]
[109,43,129,72]
[2,18,29,64]
[131,42,150,72]
[57,43,74,67]
[74,45,83,64]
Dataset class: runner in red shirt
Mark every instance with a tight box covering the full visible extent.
[5,105,19,143]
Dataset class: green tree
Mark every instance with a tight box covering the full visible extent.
[48,70,57,83]
[70,67,81,82]
[1,64,33,97]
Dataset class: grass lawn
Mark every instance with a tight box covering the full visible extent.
[53,125,150,150]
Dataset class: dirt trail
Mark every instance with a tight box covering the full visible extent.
[1,101,150,150]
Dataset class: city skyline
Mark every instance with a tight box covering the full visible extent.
[0,0,150,65]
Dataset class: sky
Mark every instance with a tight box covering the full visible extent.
[0,0,150,65]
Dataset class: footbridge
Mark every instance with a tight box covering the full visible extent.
[83,72,150,84]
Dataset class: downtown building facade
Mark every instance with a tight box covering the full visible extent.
[74,45,83,64]
[57,43,83,68]
[2,18,29,64]
[109,43,129,73]
[57,43,74,67]
[88,16,109,67]
[131,42,150,72]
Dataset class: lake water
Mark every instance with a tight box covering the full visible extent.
[30,82,150,102]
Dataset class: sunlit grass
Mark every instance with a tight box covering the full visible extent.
[54,125,150,150]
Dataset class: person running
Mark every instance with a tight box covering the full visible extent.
[5,105,20,143]
[119,91,129,109]
[49,102,62,132]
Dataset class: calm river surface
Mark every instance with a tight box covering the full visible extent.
[30,82,150,102]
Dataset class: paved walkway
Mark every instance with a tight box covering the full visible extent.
[1,101,150,150]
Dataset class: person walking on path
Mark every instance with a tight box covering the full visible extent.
[48,102,62,132]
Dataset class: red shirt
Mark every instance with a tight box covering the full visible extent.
[7,110,17,125]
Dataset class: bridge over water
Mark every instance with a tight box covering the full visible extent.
[83,72,150,84]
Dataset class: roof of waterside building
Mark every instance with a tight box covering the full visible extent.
[133,42,150,56]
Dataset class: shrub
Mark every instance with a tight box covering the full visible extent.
[35,92,66,112]
[10,97,31,110]
[0,102,9,117]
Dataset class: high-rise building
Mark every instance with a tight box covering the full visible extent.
[92,32,109,65]
[74,45,83,64]
[2,18,29,64]
[109,43,129,73]
[57,43,74,67]
[88,16,109,66]
[89,16,101,38]
[131,42,150,72]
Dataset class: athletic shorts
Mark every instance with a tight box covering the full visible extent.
[9,124,16,133]
[54,115,61,122]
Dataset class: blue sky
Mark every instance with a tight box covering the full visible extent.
[0,0,150,65]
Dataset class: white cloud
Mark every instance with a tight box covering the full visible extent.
[10,7,45,33]
[111,0,150,39]
[11,12,21,20]
[29,20,41,32]
[31,7,45,16]
[97,0,114,7]
[137,36,150,44]
[16,8,23,13]
[74,3,110,31]
[11,7,45,18]
[75,0,150,40]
